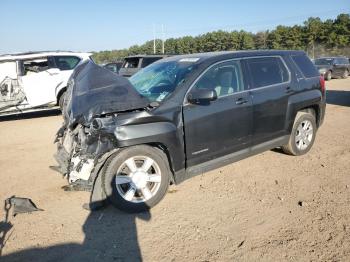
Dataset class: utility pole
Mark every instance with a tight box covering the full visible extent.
[161,24,165,54]
[153,24,156,54]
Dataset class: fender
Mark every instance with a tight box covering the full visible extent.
[286,89,323,132]
[113,121,185,174]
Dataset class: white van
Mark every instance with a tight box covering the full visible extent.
[0,51,91,115]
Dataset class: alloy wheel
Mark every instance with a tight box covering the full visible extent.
[115,156,162,203]
[295,120,313,151]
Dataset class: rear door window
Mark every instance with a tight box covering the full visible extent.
[54,56,81,71]
[23,57,49,75]
[246,57,289,88]
[292,55,319,78]
[122,58,140,68]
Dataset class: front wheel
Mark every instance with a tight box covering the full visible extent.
[282,111,317,156]
[103,145,170,213]
[325,71,332,81]
[342,69,349,79]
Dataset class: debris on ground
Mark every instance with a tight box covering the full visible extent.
[5,196,43,216]
[298,201,308,207]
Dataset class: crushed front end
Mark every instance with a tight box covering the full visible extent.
[53,60,149,193]
[54,116,118,191]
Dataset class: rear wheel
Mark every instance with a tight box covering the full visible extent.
[325,71,332,81]
[103,145,170,213]
[342,69,349,79]
[282,111,317,156]
[58,91,66,111]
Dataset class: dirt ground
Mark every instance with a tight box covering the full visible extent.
[0,78,349,262]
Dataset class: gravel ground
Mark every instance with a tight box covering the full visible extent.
[0,78,349,261]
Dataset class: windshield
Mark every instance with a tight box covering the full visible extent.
[314,58,334,65]
[129,60,196,102]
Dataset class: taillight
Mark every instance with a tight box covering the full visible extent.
[320,75,325,97]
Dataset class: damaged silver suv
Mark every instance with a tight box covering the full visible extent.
[54,51,325,212]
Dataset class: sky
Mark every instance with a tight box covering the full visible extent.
[0,0,349,54]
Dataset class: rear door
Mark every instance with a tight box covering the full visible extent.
[332,58,343,76]
[20,56,59,106]
[183,59,253,167]
[244,56,293,145]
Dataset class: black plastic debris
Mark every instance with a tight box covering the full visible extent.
[5,196,43,217]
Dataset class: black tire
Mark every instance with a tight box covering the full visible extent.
[282,111,317,156]
[58,91,66,111]
[325,71,332,81]
[342,69,349,79]
[102,145,170,213]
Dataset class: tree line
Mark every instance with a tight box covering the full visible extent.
[93,13,350,64]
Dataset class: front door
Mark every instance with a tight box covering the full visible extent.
[183,60,253,167]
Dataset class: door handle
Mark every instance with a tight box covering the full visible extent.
[235,97,248,105]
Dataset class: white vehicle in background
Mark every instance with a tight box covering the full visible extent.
[0,51,92,115]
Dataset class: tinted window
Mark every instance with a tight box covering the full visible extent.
[193,60,244,97]
[122,58,140,68]
[141,57,162,68]
[54,56,81,70]
[314,58,334,65]
[292,55,319,78]
[246,57,289,88]
[338,58,349,64]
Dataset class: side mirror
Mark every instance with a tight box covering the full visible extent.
[187,88,217,104]
[46,68,60,75]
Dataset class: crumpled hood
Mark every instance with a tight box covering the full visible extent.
[64,60,149,127]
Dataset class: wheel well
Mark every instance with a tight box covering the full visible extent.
[299,106,319,127]
[147,142,175,184]
[56,87,67,105]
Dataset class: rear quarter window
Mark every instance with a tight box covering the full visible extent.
[291,55,319,78]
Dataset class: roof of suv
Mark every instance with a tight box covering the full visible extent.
[0,51,92,62]
[125,55,169,59]
[161,50,306,64]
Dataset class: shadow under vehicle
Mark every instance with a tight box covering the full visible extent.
[53,50,326,213]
